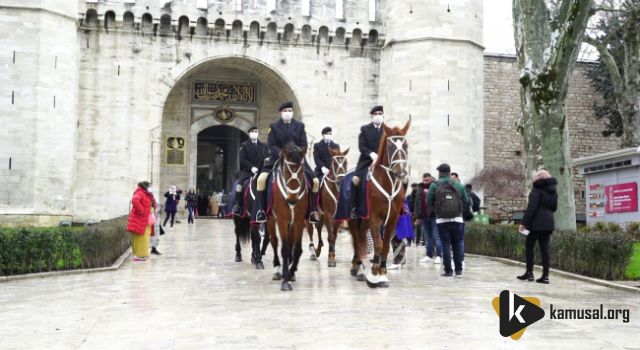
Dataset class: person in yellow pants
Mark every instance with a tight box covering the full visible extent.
[127,181,155,261]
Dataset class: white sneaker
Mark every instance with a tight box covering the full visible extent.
[387,263,401,270]
[419,256,433,263]
[433,256,442,264]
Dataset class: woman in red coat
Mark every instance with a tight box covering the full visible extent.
[127,181,156,261]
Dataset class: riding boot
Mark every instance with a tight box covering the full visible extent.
[309,192,320,224]
[232,190,243,216]
[255,190,267,223]
[350,183,360,219]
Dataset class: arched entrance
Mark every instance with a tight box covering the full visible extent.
[159,56,301,198]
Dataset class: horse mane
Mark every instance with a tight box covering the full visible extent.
[283,141,305,164]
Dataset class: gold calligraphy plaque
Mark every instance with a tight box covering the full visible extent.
[193,81,258,105]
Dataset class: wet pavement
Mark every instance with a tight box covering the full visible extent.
[0,219,638,349]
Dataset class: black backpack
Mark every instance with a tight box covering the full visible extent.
[434,180,462,219]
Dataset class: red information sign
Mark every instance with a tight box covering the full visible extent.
[605,182,638,214]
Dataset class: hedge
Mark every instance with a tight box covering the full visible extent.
[0,216,130,276]
[464,223,638,281]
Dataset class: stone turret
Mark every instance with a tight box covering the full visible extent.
[380,0,484,182]
[0,0,80,225]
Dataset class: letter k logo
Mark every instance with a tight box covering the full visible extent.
[492,290,545,340]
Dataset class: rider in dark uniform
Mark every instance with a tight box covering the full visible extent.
[254,101,320,224]
[350,105,385,218]
[313,127,340,182]
[232,126,269,216]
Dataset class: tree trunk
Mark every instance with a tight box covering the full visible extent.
[622,28,640,146]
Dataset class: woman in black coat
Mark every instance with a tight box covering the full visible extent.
[517,170,558,284]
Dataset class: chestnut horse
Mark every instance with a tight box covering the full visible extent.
[266,142,310,291]
[348,119,410,288]
[307,148,349,267]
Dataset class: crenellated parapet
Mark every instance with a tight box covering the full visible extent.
[79,0,385,48]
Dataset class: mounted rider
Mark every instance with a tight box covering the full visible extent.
[350,105,385,219]
[253,101,321,224]
[232,126,269,216]
[313,127,340,182]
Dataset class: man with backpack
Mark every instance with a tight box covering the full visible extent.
[427,163,469,278]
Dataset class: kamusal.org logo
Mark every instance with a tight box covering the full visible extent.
[550,304,630,323]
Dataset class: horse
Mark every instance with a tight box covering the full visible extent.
[306,148,349,267]
[348,119,411,288]
[266,142,310,291]
[232,174,266,270]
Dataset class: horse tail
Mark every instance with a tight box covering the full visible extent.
[234,215,251,244]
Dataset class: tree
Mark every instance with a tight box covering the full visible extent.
[513,0,594,231]
[585,1,640,147]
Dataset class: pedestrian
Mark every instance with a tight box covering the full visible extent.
[163,185,180,228]
[209,192,219,217]
[219,191,228,218]
[517,170,558,284]
[388,196,415,270]
[127,181,155,261]
[427,164,469,278]
[149,186,162,255]
[185,188,197,224]
[414,173,442,264]
[406,183,419,245]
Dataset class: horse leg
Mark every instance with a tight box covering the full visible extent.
[268,220,281,280]
[377,214,400,288]
[316,221,324,258]
[327,219,337,268]
[348,220,360,276]
[235,230,242,262]
[366,216,384,288]
[278,221,293,291]
[290,226,304,282]
[307,223,316,261]
[251,225,264,269]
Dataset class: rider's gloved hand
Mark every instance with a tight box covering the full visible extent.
[321,167,329,175]
[369,152,378,162]
[251,167,258,174]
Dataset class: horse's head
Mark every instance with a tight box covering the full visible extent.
[329,147,349,181]
[281,142,307,205]
[381,118,411,179]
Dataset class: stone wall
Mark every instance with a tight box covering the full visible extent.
[483,55,621,221]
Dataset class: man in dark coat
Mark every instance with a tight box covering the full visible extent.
[313,126,340,181]
[232,126,269,216]
[254,101,320,224]
[349,105,385,218]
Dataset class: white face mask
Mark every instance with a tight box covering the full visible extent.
[372,115,384,125]
[323,134,332,141]
[282,111,293,122]
[148,187,154,194]
[249,131,259,140]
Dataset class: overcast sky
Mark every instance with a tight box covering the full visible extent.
[483,0,516,55]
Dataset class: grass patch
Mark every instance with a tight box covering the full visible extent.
[624,242,640,280]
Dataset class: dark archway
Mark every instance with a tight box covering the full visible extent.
[196,125,248,195]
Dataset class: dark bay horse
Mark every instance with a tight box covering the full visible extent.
[348,119,410,288]
[266,143,310,291]
[307,148,349,267]
[232,174,266,269]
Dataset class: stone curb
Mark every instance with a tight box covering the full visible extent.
[0,248,132,283]
[466,253,640,294]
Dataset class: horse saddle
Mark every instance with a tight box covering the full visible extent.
[335,171,369,221]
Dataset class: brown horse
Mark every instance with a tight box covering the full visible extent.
[348,119,410,288]
[306,148,349,267]
[266,142,310,291]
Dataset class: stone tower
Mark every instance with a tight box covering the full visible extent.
[380,0,484,181]
[0,1,80,225]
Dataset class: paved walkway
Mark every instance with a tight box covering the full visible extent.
[0,220,638,349]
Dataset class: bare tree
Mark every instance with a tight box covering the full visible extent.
[513,0,594,231]
[585,0,640,147]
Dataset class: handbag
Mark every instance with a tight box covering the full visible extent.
[148,213,156,225]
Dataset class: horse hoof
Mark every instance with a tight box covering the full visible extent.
[281,282,293,291]
[251,256,256,264]
[357,274,367,282]
[255,262,265,270]
[328,261,336,268]
[272,272,282,280]
[235,255,242,262]
[290,275,296,282]
[350,269,357,277]
[366,280,379,289]
[378,281,390,288]
[310,253,317,261]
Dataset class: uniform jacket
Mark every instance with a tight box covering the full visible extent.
[313,140,340,175]
[521,178,558,232]
[355,122,384,174]
[127,186,154,235]
[267,119,308,159]
[239,139,269,178]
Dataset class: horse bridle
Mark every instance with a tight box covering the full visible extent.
[277,158,307,207]
[369,135,408,226]
[321,155,347,216]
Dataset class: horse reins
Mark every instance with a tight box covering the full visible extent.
[277,158,308,223]
[320,155,347,217]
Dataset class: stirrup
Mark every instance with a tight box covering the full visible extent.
[350,208,358,219]
[256,210,267,223]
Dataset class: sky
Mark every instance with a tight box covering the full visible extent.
[483,0,516,55]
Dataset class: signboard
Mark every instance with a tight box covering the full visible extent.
[193,81,257,105]
[588,184,606,217]
[605,182,638,214]
[165,136,185,165]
